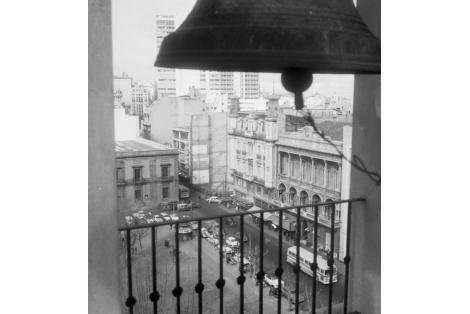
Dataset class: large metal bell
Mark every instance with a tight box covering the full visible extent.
[155,0,380,74]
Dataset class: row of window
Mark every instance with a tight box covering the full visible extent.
[134,186,169,201]
[116,164,171,182]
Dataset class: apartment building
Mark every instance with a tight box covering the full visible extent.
[115,137,179,216]
[156,15,177,98]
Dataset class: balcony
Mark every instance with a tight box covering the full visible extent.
[119,199,363,314]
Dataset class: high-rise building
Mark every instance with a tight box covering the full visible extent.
[156,15,176,98]
[239,72,260,99]
[200,71,235,97]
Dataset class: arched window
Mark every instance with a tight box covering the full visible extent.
[300,190,309,205]
[289,187,297,205]
[278,183,286,203]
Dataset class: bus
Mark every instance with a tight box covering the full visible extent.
[286,246,338,284]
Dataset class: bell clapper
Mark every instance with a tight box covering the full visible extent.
[281,68,313,111]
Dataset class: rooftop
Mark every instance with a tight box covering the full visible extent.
[115,137,171,153]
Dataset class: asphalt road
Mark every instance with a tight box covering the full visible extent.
[185,196,347,309]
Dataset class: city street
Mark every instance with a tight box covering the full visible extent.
[186,195,347,311]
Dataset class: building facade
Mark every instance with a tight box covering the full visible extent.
[239,72,260,99]
[115,138,179,215]
[156,15,176,98]
[172,127,190,179]
[227,97,280,210]
[190,112,228,192]
[146,87,206,145]
[272,119,349,258]
[200,71,235,97]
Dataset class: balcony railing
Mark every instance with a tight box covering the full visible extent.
[119,198,364,314]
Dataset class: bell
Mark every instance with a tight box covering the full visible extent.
[155,0,380,74]
[155,0,380,109]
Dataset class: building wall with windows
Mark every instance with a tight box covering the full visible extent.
[239,72,260,99]
[115,138,179,215]
[200,71,235,97]
[227,97,280,208]
[172,127,190,179]
[272,121,349,258]
[156,15,176,98]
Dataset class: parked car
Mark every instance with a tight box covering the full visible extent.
[146,218,154,224]
[225,236,240,248]
[170,214,179,222]
[153,215,164,223]
[206,196,222,204]
[161,212,171,222]
[132,211,145,220]
[201,227,210,238]
[264,273,285,289]
[177,203,191,211]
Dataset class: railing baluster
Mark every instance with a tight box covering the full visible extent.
[295,207,301,314]
[258,212,265,314]
[195,220,204,314]
[276,209,283,314]
[172,223,182,314]
[312,205,319,314]
[216,217,225,314]
[125,230,136,313]
[238,215,245,314]
[343,201,352,314]
[328,204,335,314]
[149,226,159,313]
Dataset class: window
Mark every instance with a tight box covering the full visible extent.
[116,168,124,181]
[133,167,142,182]
[134,188,142,201]
[161,165,169,177]
[162,187,169,199]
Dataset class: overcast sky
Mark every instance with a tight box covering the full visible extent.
[111,0,354,98]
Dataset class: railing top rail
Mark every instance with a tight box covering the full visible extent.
[118,197,365,231]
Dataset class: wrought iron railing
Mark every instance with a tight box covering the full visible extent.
[119,198,364,314]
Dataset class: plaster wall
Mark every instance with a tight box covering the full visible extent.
[88,0,121,312]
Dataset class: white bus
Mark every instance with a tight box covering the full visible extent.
[286,246,338,284]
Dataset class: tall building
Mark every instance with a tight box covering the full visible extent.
[239,72,260,99]
[227,97,280,209]
[200,71,235,97]
[156,15,177,98]
[115,137,179,216]
[131,83,153,118]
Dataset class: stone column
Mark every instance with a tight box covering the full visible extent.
[288,153,291,177]
[324,161,328,187]
[299,156,303,181]
[312,158,316,184]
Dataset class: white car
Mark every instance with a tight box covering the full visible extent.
[146,218,154,224]
[161,212,171,222]
[206,196,222,204]
[201,228,210,238]
[264,274,285,289]
[225,236,239,247]
[153,215,164,223]
[170,214,179,222]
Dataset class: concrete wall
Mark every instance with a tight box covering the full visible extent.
[88,0,121,313]
[349,0,381,313]
[149,97,205,145]
[114,108,139,140]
